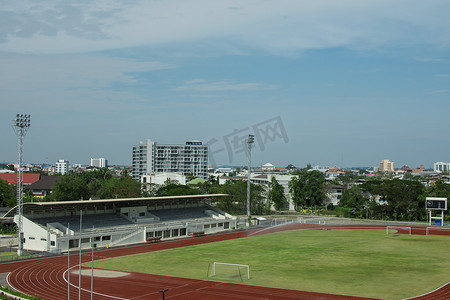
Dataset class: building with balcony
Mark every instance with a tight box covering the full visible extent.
[90,158,108,168]
[132,139,208,180]
[55,160,69,175]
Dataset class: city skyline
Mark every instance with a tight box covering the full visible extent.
[1,1,450,168]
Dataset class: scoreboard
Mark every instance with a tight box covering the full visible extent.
[425,197,447,210]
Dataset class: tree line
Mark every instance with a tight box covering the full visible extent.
[2,169,450,222]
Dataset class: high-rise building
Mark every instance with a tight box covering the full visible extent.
[132,139,208,180]
[379,159,394,173]
[434,162,450,173]
[90,158,108,168]
[55,159,69,175]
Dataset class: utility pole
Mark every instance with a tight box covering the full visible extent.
[246,134,254,225]
[12,114,31,256]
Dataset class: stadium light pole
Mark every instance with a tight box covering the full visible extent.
[246,134,254,224]
[159,288,168,300]
[12,114,31,256]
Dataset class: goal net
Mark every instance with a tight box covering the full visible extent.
[207,262,250,282]
[386,225,412,236]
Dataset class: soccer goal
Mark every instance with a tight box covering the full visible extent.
[386,225,412,236]
[207,262,250,281]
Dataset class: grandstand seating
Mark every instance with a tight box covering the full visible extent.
[32,214,133,232]
[150,207,210,221]
[31,206,216,233]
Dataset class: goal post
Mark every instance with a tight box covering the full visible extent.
[208,262,250,281]
[386,225,412,236]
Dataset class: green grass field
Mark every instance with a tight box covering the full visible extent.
[92,229,450,299]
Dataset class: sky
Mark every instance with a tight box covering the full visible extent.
[1,0,450,169]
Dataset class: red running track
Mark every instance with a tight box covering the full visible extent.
[1,224,449,300]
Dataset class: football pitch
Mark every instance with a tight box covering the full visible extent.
[92,229,450,299]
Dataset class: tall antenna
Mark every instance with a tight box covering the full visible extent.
[12,114,31,256]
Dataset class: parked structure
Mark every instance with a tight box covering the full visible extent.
[132,139,208,180]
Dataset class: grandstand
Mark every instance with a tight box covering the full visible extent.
[1,194,236,253]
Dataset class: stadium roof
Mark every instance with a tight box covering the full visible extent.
[2,194,228,218]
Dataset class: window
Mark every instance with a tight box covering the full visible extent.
[41,238,47,241]
[224,222,229,229]
[139,212,145,217]
[180,228,187,236]
[103,235,111,241]
[29,237,35,240]
[50,241,55,246]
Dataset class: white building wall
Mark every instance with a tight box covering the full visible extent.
[90,158,108,168]
[141,172,186,186]
[132,139,208,180]
[18,216,57,252]
[434,162,450,173]
[55,159,69,175]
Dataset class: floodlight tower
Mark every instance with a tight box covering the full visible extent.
[246,134,254,223]
[12,114,31,256]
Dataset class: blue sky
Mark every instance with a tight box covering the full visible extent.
[1,0,450,169]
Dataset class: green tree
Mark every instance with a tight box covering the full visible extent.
[48,174,89,201]
[268,176,286,210]
[427,180,450,198]
[361,179,426,221]
[0,179,16,207]
[154,183,198,197]
[103,176,142,198]
[211,180,266,215]
[289,170,325,209]
[338,185,372,218]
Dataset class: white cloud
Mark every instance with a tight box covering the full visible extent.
[175,79,277,92]
[0,54,173,91]
[430,89,448,94]
[1,0,450,55]
[0,53,174,111]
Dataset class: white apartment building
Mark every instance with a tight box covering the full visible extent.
[434,162,450,173]
[55,160,69,175]
[90,158,108,168]
[379,159,394,173]
[132,139,208,180]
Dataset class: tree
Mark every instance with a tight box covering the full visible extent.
[361,179,426,221]
[48,174,89,201]
[268,176,286,210]
[211,180,266,215]
[154,183,198,197]
[0,179,15,207]
[289,170,325,209]
[47,169,142,201]
[339,185,371,218]
[103,176,142,198]
[427,180,450,198]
